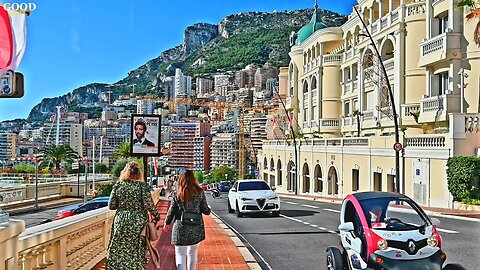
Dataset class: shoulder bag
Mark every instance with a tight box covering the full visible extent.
[176,196,202,226]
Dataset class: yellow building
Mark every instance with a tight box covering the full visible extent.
[262,0,480,208]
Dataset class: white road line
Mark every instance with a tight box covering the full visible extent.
[302,204,320,209]
[280,214,304,223]
[302,222,310,225]
[319,227,326,230]
[284,201,299,205]
[328,230,338,234]
[310,224,319,228]
[436,228,459,234]
[211,212,273,270]
[323,208,341,213]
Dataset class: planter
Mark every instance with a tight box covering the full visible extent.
[453,201,480,211]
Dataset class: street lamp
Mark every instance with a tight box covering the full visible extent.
[225,173,228,182]
[458,68,468,114]
[354,7,401,193]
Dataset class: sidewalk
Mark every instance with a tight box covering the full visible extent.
[279,193,480,220]
[93,199,251,270]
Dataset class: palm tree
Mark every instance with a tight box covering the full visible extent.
[41,144,78,170]
[457,0,480,46]
[113,142,131,159]
[352,110,363,137]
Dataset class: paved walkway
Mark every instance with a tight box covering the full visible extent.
[93,199,249,270]
[279,193,480,219]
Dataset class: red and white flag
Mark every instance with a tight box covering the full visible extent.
[289,113,294,127]
[272,117,277,129]
[0,6,13,76]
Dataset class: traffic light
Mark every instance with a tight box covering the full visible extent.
[0,71,24,98]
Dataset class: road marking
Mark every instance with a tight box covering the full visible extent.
[323,208,341,213]
[279,214,303,223]
[436,228,459,234]
[310,224,319,228]
[302,204,320,209]
[284,201,299,205]
[319,227,326,230]
[302,221,310,225]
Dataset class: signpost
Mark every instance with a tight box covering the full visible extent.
[72,161,80,197]
[393,142,403,152]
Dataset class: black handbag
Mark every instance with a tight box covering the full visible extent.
[176,197,202,226]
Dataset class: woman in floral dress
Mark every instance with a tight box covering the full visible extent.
[106,161,161,269]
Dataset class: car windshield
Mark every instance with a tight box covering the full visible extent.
[359,197,430,231]
[238,181,270,191]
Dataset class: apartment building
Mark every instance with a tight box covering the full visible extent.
[175,69,192,98]
[261,0,480,208]
[0,133,16,162]
[41,123,83,155]
[169,122,211,171]
[196,78,214,97]
[210,133,239,172]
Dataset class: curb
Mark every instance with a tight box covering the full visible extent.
[279,195,480,223]
[210,212,263,270]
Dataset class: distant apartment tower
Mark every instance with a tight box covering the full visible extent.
[164,76,175,100]
[175,69,192,98]
[0,133,17,162]
[254,67,279,90]
[266,78,279,97]
[210,133,239,172]
[249,117,268,158]
[42,123,83,156]
[277,67,288,98]
[235,66,256,88]
[169,122,211,171]
[84,127,129,166]
[196,78,214,97]
[137,99,155,114]
[101,110,118,122]
[214,75,230,95]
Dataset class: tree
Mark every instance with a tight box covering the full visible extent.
[114,142,131,159]
[352,110,363,137]
[41,144,78,171]
[194,171,204,183]
[212,166,236,182]
[95,162,110,173]
[456,0,480,46]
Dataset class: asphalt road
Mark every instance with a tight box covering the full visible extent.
[207,193,480,270]
[11,202,81,228]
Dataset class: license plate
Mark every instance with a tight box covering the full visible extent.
[267,203,274,207]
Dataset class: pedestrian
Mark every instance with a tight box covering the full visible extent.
[164,169,211,270]
[106,161,161,270]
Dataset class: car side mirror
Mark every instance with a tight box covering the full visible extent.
[338,222,355,232]
[231,189,236,192]
[271,186,276,191]
[431,218,441,226]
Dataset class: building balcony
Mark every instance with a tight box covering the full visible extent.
[419,32,462,67]
[323,54,343,66]
[401,103,421,126]
[319,118,341,133]
[419,94,461,123]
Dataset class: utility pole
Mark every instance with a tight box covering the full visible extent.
[92,136,96,192]
[55,106,61,145]
[354,7,401,193]
[34,158,39,209]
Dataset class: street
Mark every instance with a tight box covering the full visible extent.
[207,193,480,270]
[10,202,81,228]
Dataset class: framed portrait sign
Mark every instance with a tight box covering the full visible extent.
[130,114,162,156]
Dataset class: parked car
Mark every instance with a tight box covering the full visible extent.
[227,179,280,217]
[200,183,208,191]
[55,197,110,220]
[327,191,464,270]
[219,181,231,192]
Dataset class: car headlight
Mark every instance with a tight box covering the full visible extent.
[427,235,438,247]
[241,197,253,201]
[377,239,388,250]
[269,196,279,200]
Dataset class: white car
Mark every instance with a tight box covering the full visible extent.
[227,179,280,217]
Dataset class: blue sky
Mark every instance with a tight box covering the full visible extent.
[0,0,356,121]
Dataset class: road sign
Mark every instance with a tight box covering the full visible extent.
[72,162,79,170]
[254,168,259,177]
[393,142,403,152]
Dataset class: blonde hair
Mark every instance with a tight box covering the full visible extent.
[119,161,144,181]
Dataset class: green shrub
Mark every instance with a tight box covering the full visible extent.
[96,182,114,197]
[447,156,480,201]
[462,198,480,206]
[14,163,35,174]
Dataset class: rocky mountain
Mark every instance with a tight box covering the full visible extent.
[19,8,347,123]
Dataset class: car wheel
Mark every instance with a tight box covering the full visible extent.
[326,247,344,270]
[228,199,235,213]
[443,264,467,270]
[272,211,280,217]
[236,201,243,217]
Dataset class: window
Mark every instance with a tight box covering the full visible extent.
[352,99,358,111]
[438,15,449,35]
[437,72,449,95]
[374,172,382,191]
[344,102,350,116]
[352,169,359,191]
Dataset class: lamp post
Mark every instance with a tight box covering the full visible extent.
[458,68,468,114]
[273,84,299,195]
[354,7,401,193]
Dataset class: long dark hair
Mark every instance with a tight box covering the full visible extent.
[177,170,202,203]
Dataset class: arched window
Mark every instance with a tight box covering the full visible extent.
[302,163,310,193]
[314,164,323,193]
[277,160,282,186]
